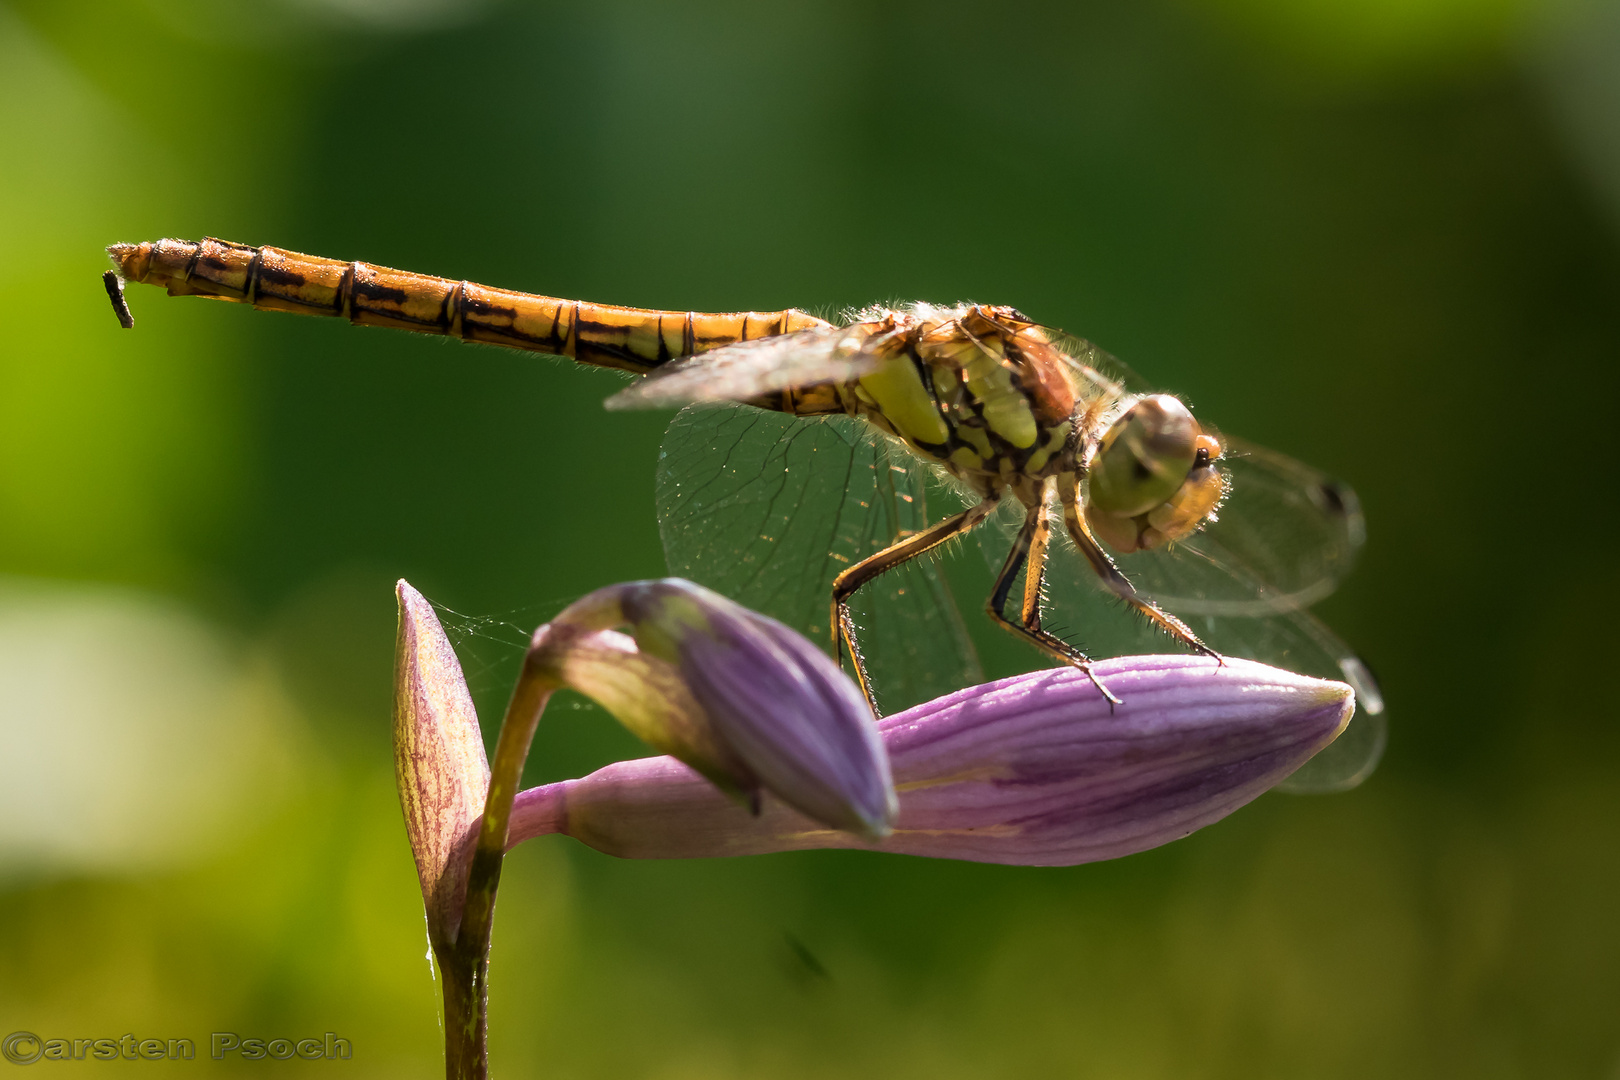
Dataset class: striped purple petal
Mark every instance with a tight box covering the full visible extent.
[547,579,896,839]
[506,655,1353,866]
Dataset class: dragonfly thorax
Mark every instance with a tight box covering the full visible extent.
[842,305,1086,496]
[766,303,1229,554]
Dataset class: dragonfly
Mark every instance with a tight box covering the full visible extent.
[105,237,1386,792]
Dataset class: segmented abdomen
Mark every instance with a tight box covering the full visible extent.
[107,237,829,375]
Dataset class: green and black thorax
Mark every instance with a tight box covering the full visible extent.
[810,304,1104,499]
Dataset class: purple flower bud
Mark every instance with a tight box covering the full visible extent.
[505,655,1354,866]
[536,579,896,840]
[393,581,490,945]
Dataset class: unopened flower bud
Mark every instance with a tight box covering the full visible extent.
[393,581,490,946]
[532,579,896,839]
[506,655,1355,865]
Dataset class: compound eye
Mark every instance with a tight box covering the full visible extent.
[1145,437,1226,546]
[1087,395,1199,519]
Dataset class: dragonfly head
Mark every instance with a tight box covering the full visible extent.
[1085,394,1226,553]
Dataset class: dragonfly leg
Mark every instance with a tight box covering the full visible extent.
[1058,490,1223,662]
[985,497,1122,707]
[831,498,1000,712]
[1020,491,1052,633]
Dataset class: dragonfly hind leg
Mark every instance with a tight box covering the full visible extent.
[986,494,1123,707]
[831,498,1000,712]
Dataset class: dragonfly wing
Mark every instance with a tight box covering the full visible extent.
[607,327,880,410]
[656,402,982,713]
[1273,638,1386,794]
[979,501,1386,793]
[1127,437,1365,615]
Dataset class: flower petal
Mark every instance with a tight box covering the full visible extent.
[648,582,895,838]
[545,579,896,838]
[393,580,490,944]
[507,655,1352,866]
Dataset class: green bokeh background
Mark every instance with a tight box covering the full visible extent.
[3,0,1618,1075]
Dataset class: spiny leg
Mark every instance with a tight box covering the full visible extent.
[985,497,1122,706]
[1020,492,1051,632]
[831,498,1000,711]
[1059,493,1221,661]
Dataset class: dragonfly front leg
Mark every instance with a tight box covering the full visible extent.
[1059,490,1222,663]
[831,498,1000,712]
[985,494,1123,707]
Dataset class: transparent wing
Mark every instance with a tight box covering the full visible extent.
[980,499,1385,793]
[656,402,982,713]
[607,327,880,410]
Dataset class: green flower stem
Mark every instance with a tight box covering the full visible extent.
[439,650,557,1080]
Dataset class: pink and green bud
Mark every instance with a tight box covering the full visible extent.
[505,655,1355,866]
[534,579,896,840]
[393,581,490,947]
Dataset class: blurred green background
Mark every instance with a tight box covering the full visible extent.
[3,0,1618,1075]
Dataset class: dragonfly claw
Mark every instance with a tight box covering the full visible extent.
[1082,663,1124,710]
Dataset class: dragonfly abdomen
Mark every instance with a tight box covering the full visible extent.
[107,238,829,375]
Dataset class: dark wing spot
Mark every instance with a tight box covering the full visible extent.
[1315,481,1348,516]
